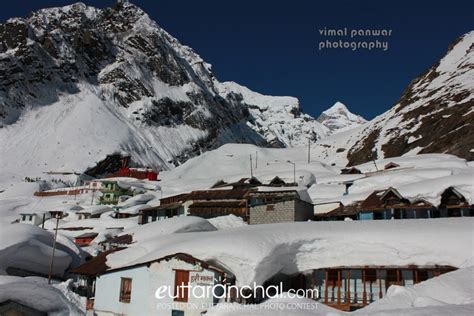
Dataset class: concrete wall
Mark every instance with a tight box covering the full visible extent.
[19,214,45,226]
[94,258,221,316]
[249,199,313,225]
[294,199,314,221]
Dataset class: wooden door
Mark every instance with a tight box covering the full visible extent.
[174,270,190,302]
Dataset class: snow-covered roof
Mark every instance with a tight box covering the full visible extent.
[76,205,113,216]
[105,217,474,286]
[0,277,84,315]
[0,223,82,276]
[117,204,149,215]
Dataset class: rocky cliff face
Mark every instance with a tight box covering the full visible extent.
[316,31,474,166]
[0,1,326,173]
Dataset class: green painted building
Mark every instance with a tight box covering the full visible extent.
[99,181,128,205]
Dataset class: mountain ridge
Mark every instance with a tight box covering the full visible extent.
[0,1,341,175]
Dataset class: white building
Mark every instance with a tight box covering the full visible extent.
[94,253,228,316]
[18,212,50,226]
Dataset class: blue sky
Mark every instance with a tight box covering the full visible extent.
[1,0,473,119]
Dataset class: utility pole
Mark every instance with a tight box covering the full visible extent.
[307,139,311,164]
[255,151,258,169]
[250,154,253,178]
[48,215,60,285]
[91,189,95,206]
[287,160,296,184]
[41,213,46,229]
[372,151,379,171]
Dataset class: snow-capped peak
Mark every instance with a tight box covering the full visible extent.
[317,101,367,135]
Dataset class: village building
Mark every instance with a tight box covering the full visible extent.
[83,180,104,193]
[313,202,344,218]
[315,186,473,221]
[90,253,229,316]
[18,212,50,226]
[71,248,126,311]
[49,210,66,219]
[340,167,362,175]
[140,185,314,225]
[99,181,131,205]
[75,232,99,247]
[139,203,186,224]
[384,162,400,170]
[114,205,148,219]
[438,186,473,217]
[76,206,112,220]
[100,234,133,252]
[109,167,159,181]
[248,189,314,225]
[263,265,456,311]
[139,190,251,224]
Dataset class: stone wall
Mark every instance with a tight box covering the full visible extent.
[249,199,313,225]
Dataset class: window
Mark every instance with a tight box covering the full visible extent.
[266,204,275,211]
[119,277,132,303]
[174,270,190,302]
[21,215,26,221]
[172,310,185,316]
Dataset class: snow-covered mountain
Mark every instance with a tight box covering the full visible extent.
[317,101,366,135]
[217,81,329,147]
[0,1,327,176]
[317,31,474,165]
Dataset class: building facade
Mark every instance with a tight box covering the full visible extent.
[93,254,227,316]
[248,191,314,225]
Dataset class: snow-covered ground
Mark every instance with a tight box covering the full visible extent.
[0,144,473,315]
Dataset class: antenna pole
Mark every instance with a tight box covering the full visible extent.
[308,139,311,164]
[48,215,60,284]
[250,154,253,178]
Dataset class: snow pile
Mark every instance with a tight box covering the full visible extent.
[0,223,82,277]
[208,215,248,230]
[121,216,217,242]
[106,218,474,287]
[0,276,85,315]
[55,217,138,238]
[360,266,474,313]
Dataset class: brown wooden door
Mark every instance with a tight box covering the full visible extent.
[174,270,190,302]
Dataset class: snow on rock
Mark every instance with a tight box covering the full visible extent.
[316,31,474,165]
[0,276,85,315]
[0,223,81,277]
[217,81,329,146]
[317,101,367,135]
[106,218,473,287]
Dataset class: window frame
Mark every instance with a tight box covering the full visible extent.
[119,277,132,303]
